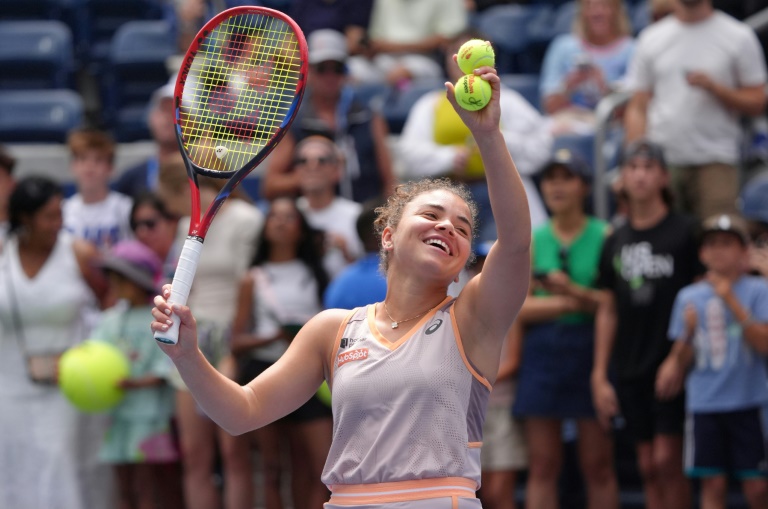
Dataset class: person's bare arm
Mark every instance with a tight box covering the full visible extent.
[591,289,619,430]
[261,133,299,200]
[710,273,768,353]
[451,67,532,380]
[371,113,397,196]
[623,90,652,144]
[370,35,448,55]
[496,321,523,382]
[73,238,109,308]
[151,292,345,435]
[686,75,766,117]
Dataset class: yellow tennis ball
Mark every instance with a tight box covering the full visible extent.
[457,39,495,75]
[455,74,492,111]
[59,340,130,413]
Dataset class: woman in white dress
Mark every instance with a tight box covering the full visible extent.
[0,176,108,509]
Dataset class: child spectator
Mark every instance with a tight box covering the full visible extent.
[91,240,180,509]
[63,129,133,249]
[656,213,768,509]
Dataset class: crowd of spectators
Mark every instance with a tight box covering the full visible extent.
[1,0,768,508]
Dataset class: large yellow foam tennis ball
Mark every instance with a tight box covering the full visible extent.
[59,340,130,413]
[455,74,492,111]
[457,39,495,75]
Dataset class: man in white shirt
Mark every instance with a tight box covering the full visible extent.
[624,0,767,220]
[294,136,364,278]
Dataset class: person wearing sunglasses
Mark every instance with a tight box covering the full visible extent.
[130,192,180,286]
[261,29,396,206]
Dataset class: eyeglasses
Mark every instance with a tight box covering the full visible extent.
[294,155,335,166]
[132,218,158,231]
[313,61,346,75]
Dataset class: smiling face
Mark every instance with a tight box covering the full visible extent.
[383,189,474,282]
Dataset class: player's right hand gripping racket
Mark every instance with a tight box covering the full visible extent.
[154,7,307,344]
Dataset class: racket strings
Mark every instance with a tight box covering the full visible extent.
[180,12,302,172]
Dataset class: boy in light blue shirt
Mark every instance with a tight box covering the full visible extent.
[656,213,768,509]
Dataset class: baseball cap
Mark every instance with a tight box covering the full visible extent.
[149,77,175,111]
[540,148,592,182]
[621,139,667,169]
[308,29,348,65]
[739,173,768,224]
[700,213,750,246]
[100,240,162,294]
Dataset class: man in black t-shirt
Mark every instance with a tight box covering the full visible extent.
[592,140,702,509]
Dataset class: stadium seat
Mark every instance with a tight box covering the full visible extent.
[75,0,165,67]
[631,0,651,34]
[0,0,66,20]
[0,90,84,143]
[475,5,547,74]
[0,20,75,90]
[103,20,175,140]
[350,82,392,110]
[381,78,445,134]
[740,172,768,224]
[500,73,541,112]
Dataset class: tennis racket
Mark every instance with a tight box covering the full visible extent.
[154,6,308,344]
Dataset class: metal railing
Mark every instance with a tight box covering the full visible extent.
[592,90,630,220]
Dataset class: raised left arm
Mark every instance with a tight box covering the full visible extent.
[450,65,532,372]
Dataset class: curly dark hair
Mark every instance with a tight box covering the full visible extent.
[373,178,478,273]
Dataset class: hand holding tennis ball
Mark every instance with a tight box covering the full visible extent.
[454,74,492,111]
[457,39,495,75]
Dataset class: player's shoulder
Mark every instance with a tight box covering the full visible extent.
[306,307,358,333]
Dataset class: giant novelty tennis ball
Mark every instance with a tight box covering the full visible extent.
[455,74,492,111]
[59,340,130,413]
[457,39,495,75]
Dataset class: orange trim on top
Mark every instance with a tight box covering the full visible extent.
[328,477,478,504]
[468,442,482,449]
[329,308,359,384]
[449,305,492,391]
[330,477,477,494]
[367,296,453,351]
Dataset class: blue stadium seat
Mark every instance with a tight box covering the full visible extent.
[740,172,768,224]
[528,1,577,48]
[104,20,175,140]
[75,0,165,67]
[350,82,392,110]
[381,79,444,134]
[0,21,75,90]
[0,0,67,20]
[500,73,541,112]
[475,5,547,74]
[0,90,84,143]
[631,0,651,35]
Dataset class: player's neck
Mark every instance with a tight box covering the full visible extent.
[79,187,109,204]
[628,199,668,230]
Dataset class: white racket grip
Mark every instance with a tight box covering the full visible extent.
[154,237,204,345]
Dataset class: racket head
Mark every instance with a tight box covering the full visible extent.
[174,6,308,180]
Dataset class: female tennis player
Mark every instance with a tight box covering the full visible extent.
[151,56,531,509]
